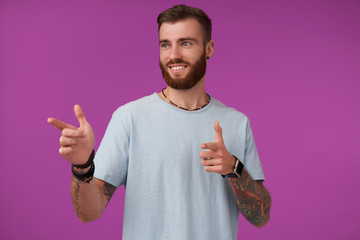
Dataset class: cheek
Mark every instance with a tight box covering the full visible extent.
[159,54,167,65]
[185,49,204,63]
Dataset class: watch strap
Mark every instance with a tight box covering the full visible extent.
[223,155,244,178]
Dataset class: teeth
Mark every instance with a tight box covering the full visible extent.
[172,66,185,70]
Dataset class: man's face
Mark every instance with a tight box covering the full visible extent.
[159,18,207,89]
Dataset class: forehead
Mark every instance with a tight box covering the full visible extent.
[159,18,203,42]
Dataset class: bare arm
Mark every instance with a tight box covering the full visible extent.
[48,104,116,222]
[228,168,271,228]
[71,176,116,222]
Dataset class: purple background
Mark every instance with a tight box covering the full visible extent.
[1,0,359,239]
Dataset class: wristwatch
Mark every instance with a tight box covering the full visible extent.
[225,155,244,178]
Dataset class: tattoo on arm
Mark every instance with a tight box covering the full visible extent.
[103,182,117,207]
[71,177,81,218]
[228,168,271,228]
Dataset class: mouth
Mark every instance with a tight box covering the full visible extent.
[169,64,188,73]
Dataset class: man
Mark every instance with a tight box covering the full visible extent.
[48,4,271,239]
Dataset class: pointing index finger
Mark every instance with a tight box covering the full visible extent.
[47,117,76,131]
[200,142,219,151]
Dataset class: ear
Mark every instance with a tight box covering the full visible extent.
[206,40,215,59]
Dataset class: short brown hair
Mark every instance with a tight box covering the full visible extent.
[157,4,212,45]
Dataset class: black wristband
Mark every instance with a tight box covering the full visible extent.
[72,150,95,169]
[71,150,95,183]
[72,160,95,183]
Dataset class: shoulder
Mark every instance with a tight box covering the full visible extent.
[112,93,158,118]
[211,96,250,123]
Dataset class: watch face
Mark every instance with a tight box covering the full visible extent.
[235,161,244,176]
[233,156,243,177]
[226,156,243,178]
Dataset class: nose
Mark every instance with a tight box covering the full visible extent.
[169,45,182,62]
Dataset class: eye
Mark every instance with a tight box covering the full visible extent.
[161,43,169,48]
[182,42,191,47]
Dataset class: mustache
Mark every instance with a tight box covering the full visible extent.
[166,59,190,66]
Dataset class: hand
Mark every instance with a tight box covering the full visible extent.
[47,104,95,165]
[200,121,236,175]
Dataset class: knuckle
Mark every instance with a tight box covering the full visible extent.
[59,147,71,156]
[59,148,65,155]
[61,129,67,136]
[59,136,65,144]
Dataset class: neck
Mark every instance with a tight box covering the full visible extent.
[159,78,209,110]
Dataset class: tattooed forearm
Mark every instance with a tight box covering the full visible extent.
[70,177,113,222]
[228,168,271,228]
[71,177,81,217]
[103,182,116,206]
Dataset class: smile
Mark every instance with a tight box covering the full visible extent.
[169,64,188,72]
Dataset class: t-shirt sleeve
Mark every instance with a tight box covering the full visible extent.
[244,119,265,181]
[93,110,129,187]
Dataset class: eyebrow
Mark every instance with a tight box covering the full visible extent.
[159,38,198,45]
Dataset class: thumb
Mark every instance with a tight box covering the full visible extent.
[74,104,86,128]
[213,121,223,143]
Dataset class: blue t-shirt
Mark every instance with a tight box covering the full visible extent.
[94,92,265,240]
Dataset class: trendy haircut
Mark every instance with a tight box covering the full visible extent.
[157,4,212,45]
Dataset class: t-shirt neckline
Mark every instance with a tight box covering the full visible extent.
[153,92,213,114]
